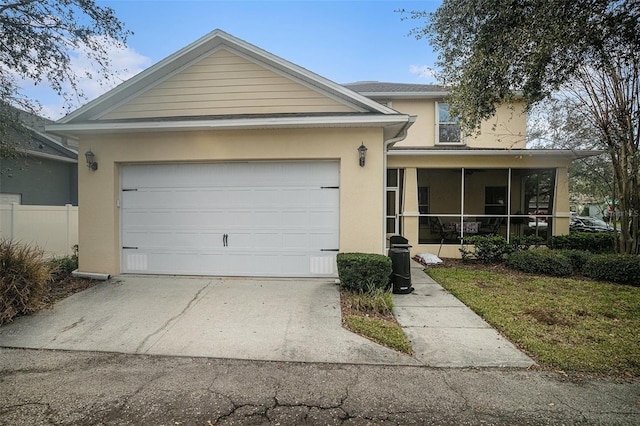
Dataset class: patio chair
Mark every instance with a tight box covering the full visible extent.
[479,217,503,235]
[429,217,446,242]
[430,217,460,242]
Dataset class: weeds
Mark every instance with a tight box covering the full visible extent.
[0,239,51,324]
[345,282,394,316]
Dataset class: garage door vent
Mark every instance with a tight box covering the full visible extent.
[126,253,148,271]
[310,256,336,275]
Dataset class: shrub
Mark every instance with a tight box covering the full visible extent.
[583,254,640,286]
[48,244,79,281]
[461,235,512,263]
[0,239,52,324]
[509,235,545,252]
[337,252,392,292]
[556,250,593,273]
[506,249,573,277]
[548,232,616,253]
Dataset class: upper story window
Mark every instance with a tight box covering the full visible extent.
[436,103,463,145]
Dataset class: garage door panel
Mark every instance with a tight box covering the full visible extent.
[281,233,310,248]
[225,210,253,227]
[281,211,309,227]
[253,210,281,227]
[253,232,281,248]
[309,232,339,249]
[309,211,337,228]
[121,161,339,277]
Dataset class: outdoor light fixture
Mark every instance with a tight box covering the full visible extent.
[358,143,367,167]
[85,150,98,171]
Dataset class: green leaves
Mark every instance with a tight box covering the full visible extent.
[0,0,131,115]
[402,0,640,132]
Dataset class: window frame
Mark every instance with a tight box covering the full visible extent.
[435,102,464,146]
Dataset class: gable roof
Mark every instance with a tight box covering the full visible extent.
[344,81,449,99]
[48,30,413,142]
[2,107,77,162]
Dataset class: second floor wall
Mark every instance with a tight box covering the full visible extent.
[367,97,527,149]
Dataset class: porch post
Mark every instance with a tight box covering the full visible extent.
[553,167,571,235]
[402,167,419,250]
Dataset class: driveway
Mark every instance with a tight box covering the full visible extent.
[0,276,415,365]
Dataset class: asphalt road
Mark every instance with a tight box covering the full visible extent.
[1,348,638,425]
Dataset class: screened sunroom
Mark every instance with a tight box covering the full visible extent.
[385,150,589,258]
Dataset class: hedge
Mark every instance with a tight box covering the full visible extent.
[548,232,616,253]
[461,235,543,264]
[583,254,640,286]
[506,249,573,277]
[336,252,392,292]
[556,249,593,273]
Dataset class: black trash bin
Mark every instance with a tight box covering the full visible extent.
[388,235,413,294]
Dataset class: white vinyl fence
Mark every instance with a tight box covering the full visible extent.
[0,203,78,257]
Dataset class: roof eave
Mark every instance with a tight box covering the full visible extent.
[47,114,414,138]
[388,148,604,160]
[359,91,450,99]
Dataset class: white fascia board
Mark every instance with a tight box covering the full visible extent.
[360,91,450,99]
[22,149,78,163]
[388,149,603,159]
[46,114,414,136]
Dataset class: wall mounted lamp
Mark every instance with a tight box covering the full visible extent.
[85,150,98,171]
[358,143,367,167]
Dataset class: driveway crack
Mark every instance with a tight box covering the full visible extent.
[136,281,212,353]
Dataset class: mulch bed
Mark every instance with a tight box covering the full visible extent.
[47,276,99,303]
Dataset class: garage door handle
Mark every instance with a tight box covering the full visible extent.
[223,234,228,247]
[321,249,339,252]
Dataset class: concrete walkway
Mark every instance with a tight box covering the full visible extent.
[0,263,534,368]
[393,261,534,367]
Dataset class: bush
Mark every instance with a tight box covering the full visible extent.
[509,235,545,252]
[506,249,573,277]
[0,240,52,324]
[548,232,616,253]
[48,244,78,281]
[337,252,392,292]
[556,250,593,273]
[460,236,512,263]
[583,254,640,286]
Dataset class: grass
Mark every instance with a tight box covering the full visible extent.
[427,265,640,377]
[344,315,413,354]
[340,288,413,355]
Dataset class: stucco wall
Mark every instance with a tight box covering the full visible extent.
[77,127,385,275]
[389,99,527,149]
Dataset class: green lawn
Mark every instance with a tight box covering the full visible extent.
[427,267,640,376]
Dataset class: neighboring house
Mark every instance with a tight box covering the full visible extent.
[1,109,78,206]
[47,29,592,277]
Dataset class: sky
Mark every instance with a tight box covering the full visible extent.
[23,0,443,119]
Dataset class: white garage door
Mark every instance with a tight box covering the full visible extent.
[120,162,339,277]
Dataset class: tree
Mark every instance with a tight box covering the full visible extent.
[0,0,131,157]
[529,98,615,219]
[401,0,640,253]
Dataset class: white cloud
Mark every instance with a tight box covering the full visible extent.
[409,65,437,82]
[20,39,152,120]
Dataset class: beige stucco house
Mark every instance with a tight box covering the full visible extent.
[47,29,589,277]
